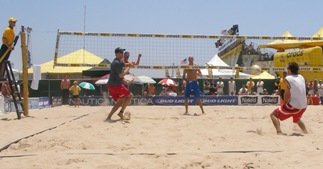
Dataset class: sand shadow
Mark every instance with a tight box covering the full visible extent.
[289,133,304,137]
[1,118,11,121]
[183,113,202,116]
[104,119,122,123]
[0,117,23,121]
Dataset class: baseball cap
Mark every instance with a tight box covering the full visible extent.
[115,47,125,53]
[8,17,17,22]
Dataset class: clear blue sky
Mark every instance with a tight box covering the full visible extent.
[1,0,322,70]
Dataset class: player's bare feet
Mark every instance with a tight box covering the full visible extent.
[105,118,113,122]
[117,111,124,120]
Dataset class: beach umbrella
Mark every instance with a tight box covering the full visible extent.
[95,74,109,85]
[79,82,95,90]
[95,79,109,85]
[158,78,177,86]
[124,74,135,82]
[133,75,156,84]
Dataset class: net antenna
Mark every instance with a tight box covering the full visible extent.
[83,3,87,64]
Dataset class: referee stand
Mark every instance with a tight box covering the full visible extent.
[0,34,24,119]
[3,60,24,119]
[1,25,30,119]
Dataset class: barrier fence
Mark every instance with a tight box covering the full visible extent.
[2,95,322,113]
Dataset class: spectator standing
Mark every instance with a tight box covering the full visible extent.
[69,81,81,107]
[318,80,323,104]
[60,75,71,105]
[228,77,236,95]
[256,79,264,95]
[216,77,224,95]
[274,74,280,95]
[279,71,287,104]
[246,78,255,95]
[203,81,211,95]
[307,80,314,96]
[313,79,318,96]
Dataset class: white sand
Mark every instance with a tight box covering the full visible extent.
[1,105,323,169]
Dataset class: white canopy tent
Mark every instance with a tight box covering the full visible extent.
[206,54,230,67]
[200,54,250,79]
[200,69,250,79]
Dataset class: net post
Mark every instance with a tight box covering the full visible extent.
[20,26,29,116]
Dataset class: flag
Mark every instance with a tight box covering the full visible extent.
[165,69,170,77]
[221,29,227,35]
[180,58,187,65]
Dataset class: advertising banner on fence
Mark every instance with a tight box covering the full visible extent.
[238,95,279,105]
[75,96,154,106]
[152,96,238,105]
[76,96,238,106]
[3,97,51,113]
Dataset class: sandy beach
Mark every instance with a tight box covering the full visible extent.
[1,105,323,169]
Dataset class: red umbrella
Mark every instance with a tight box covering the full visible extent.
[158,78,177,86]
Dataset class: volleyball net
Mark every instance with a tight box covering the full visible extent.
[53,31,220,67]
[53,29,323,78]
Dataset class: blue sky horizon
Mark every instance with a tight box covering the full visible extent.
[1,0,322,70]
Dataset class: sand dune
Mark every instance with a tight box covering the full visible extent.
[1,105,323,169]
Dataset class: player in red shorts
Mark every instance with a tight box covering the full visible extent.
[105,47,132,121]
[270,62,308,135]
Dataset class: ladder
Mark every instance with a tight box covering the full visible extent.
[4,61,24,119]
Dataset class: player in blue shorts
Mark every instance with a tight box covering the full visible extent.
[183,56,205,115]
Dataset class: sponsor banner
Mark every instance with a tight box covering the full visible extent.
[79,96,106,106]
[202,96,238,105]
[3,97,51,113]
[238,95,279,105]
[152,96,238,105]
[75,96,154,106]
[70,96,238,106]
[130,96,154,105]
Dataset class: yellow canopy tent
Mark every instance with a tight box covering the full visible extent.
[251,71,275,79]
[259,29,323,50]
[259,31,299,50]
[28,49,104,79]
[269,31,299,44]
[312,27,323,38]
